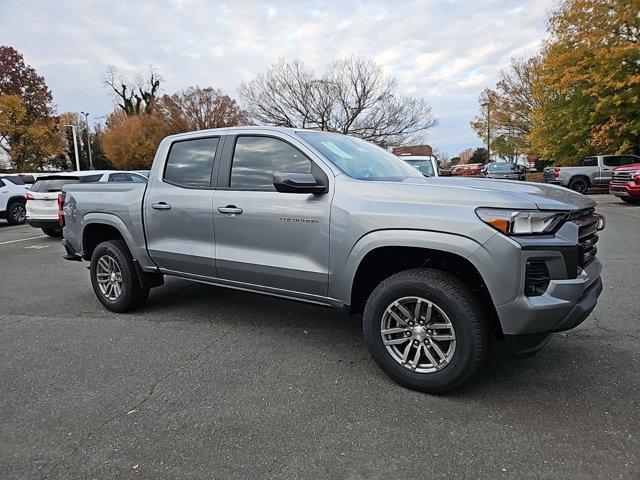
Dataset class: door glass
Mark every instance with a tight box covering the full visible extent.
[230,136,311,190]
[582,157,598,167]
[108,173,130,182]
[164,137,219,188]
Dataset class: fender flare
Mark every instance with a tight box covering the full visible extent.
[332,229,486,305]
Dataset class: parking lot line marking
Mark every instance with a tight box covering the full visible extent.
[0,235,48,245]
[0,225,30,231]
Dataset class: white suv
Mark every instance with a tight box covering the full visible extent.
[26,171,147,237]
[0,175,29,225]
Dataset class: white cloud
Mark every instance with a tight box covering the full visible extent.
[0,0,552,155]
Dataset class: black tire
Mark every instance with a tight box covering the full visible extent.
[621,196,640,205]
[6,200,26,225]
[42,227,63,238]
[568,177,589,194]
[363,268,489,394]
[90,239,149,312]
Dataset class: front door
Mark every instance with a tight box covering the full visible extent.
[144,136,219,278]
[213,134,331,296]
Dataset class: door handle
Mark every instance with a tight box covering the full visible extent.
[217,205,243,216]
[151,202,171,210]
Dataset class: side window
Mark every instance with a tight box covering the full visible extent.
[164,137,219,188]
[603,156,621,167]
[582,157,598,167]
[79,174,103,183]
[230,136,312,190]
[109,173,130,182]
[129,173,148,183]
[621,155,639,166]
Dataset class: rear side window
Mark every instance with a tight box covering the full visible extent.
[0,179,5,187]
[164,137,219,188]
[79,174,103,183]
[30,178,80,192]
[604,155,638,167]
[129,173,148,183]
[582,157,598,167]
[109,173,130,182]
[230,136,311,190]
[0,175,25,185]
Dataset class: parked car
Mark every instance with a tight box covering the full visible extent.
[452,163,483,176]
[0,174,29,225]
[543,154,640,193]
[26,171,147,237]
[609,163,640,204]
[482,162,526,181]
[60,126,605,393]
[397,154,439,177]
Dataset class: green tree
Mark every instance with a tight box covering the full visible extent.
[469,147,490,164]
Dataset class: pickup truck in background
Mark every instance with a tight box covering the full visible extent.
[60,126,605,393]
[609,163,640,204]
[543,154,640,193]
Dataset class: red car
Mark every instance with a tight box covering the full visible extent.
[452,163,483,176]
[609,163,640,204]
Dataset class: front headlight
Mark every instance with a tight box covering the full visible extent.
[475,208,567,235]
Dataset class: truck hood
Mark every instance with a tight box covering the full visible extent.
[348,176,596,211]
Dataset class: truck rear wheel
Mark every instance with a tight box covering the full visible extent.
[90,240,149,312]
[363,268,488,394]
[568,177,589,194]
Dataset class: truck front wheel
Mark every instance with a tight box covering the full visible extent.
[90,240,149,312]
[363,268,489,394]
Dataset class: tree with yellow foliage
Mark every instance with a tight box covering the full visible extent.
[529,0,640,164]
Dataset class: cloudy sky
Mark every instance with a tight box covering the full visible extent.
[2,0,553,156]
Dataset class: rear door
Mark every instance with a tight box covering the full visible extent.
[144,136,221,278]
[212,132,332,296]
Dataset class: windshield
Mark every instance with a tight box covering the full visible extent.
[31,177,80,192]
[404,159,435,177]
[297,131,422,181]
[488,163,520,173]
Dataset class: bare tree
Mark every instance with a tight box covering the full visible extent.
[158,86,248,132]
[103,66,162,116]
[239,56,437,148]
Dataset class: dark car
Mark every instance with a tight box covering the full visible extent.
[482,162,526,181]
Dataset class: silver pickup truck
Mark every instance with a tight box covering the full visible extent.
[60,126,605,393]
[543,154,640,193]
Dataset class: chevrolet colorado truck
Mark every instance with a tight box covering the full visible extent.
[543,154,640,193]
[60,127,605,393]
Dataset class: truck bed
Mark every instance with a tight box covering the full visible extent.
[62,182,154,268]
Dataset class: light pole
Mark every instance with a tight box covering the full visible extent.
[63,124,80,171]
[80,111,93,170]
[485,100,491,162]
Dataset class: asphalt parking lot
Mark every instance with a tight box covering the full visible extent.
[1,194,638,479]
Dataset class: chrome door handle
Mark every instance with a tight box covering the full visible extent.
[217,205,243,216]
[151,202,171,210]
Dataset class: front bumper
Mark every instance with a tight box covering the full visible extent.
[496,258,602,336]
[610,185,640,198]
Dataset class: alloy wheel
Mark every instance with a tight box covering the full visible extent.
[96,255,123,301]
[11,203,26,223]
[380,296,456,374]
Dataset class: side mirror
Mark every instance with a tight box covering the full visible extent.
[273,172,328,194]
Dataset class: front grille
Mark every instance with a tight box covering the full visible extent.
[525,260,550,296]
[570,209,600,268]
[610,171,633,185]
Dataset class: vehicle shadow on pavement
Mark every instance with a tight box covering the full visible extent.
[135,277,633,400]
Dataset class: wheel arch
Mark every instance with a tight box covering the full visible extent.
[338,230,501,335]
[569,175,591,187]
[81,214,135,261]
